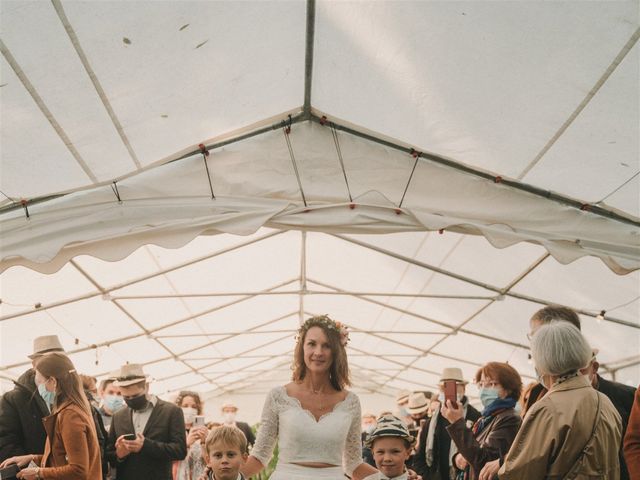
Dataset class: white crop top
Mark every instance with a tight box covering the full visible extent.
[251,386,364,475]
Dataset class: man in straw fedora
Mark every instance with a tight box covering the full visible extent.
[412,368,480,480]
[105,363,186,480]
[0,335,65,463]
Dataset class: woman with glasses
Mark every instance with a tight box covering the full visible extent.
[440,363,522,480]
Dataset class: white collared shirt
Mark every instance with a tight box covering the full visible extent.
[132,395,157,434]
[364,472,409,480]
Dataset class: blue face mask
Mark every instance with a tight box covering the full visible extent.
[104,395,125,413]
[38,382,55,412]
[479,387,500,408]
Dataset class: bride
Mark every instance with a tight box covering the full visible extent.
[241,315,419,480]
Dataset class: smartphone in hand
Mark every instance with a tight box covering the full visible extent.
[194,416,206,427]
[444,380,458,408]
[0,463,21,479]
[123,433,137,441]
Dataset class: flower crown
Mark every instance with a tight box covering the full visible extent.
[298,315,350,347]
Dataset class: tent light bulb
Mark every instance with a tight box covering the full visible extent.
[596,310,605,323]
[527,353,533,365]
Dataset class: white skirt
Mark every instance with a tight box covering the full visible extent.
[269,463,346,480]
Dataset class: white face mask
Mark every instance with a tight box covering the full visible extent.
[223,412,236,424]
[182,407,197,425]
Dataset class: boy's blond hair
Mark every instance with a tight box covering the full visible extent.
[203,425,248,457]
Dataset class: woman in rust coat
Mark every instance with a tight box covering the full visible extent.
[0,353,101,479]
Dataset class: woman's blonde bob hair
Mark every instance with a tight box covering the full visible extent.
[531,321,592,377]
[292,315,351,391]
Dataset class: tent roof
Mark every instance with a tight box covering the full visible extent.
[1,1,638,414]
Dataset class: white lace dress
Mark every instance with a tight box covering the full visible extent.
[251,386,364,479]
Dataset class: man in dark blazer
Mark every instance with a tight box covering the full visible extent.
[106,364,186,480]
[412,368,481,480]
[0,335,64,463]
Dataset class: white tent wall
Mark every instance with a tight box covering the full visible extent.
[1,0,639,418]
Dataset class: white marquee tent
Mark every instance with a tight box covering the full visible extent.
[1,0,639,420]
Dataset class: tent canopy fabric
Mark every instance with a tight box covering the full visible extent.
[1,0,639,414]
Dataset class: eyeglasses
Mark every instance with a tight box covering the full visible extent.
[476,381,500,389]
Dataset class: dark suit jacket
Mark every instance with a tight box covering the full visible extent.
[106,398,187,480]
[0,369,49,462]
[597,375,636,480]
[412,398,481,480]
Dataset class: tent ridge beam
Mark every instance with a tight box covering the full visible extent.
[110,291,494,300]
[70,259,220,388]
[377,252,552,386]
[0,230,286,323]
[0,111,305,216]
[154,329,449,339]
[52,0,141,171]
[306,278,529,350]
[0,285,298,373]
[303,0,316,117]
[517,26,640,180]
[327,236,639,330]
[309,112,639,227]
[0,38,98,184]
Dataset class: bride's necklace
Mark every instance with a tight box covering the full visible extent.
[309,382,325,395]
[307,382,327,413]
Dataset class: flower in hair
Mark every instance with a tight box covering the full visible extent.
[298,315,350,347]
[333,321,350,347]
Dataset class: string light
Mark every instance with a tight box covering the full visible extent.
[596,310,606,323]
[527,353,533,365]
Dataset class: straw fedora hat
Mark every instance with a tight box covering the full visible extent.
[221,402,238,411]
[439,367,468,385]
[406,392,430,415]
[395,389,411,405]
[113,364,148,387]
[28,335,65,359]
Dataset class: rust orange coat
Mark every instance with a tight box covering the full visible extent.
[623,386,640,480]
[34,400,102,480]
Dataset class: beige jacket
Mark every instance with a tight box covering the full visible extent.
[498,375,621,480]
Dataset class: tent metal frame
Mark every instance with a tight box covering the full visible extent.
[2,0,639,397]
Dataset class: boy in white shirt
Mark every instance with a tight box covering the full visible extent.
[364,415,416,480]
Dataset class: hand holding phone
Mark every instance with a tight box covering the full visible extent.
[123,433,137,441]
[443,380,458,408]
[194,415,205,427]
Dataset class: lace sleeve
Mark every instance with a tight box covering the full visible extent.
[251,387,279,467]
[343,392,365,475]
